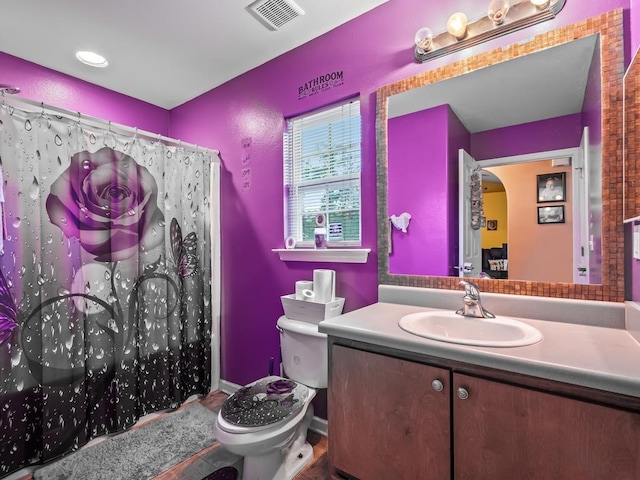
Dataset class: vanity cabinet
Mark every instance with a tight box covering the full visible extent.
[329,344,640,480]
[453,373,640,479]
[328,345,451,480]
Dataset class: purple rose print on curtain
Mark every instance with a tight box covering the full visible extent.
[46,147,164,262]
[0,104,215,478]
[15,147,182,393]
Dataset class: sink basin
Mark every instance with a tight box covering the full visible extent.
[398,311,543,347]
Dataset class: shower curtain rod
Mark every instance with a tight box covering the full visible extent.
[3,94,220,160]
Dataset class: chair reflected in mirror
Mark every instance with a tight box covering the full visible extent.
[482,244,508,279]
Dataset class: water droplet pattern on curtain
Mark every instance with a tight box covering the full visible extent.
[0,103,213,476]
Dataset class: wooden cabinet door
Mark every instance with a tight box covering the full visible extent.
[329,345,451,480]
[453,373,640,480]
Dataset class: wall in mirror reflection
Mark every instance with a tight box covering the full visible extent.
[387,67,602,283]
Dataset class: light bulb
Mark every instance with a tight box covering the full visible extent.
[530,0,550,8]
[415,27,434,54]
[447,12,468,39]
[488,0,510,25]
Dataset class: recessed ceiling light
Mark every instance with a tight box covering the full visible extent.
[75,51,109,68]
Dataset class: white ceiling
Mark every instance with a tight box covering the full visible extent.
[0,0,387,109]
[388,34,599,133]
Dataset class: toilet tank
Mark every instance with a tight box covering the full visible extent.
[277,315,328,389]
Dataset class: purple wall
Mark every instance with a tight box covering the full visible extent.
[0,0,633,409]
[471,113,583,160]
[0,52,170,134]
[388,105,452,276]
[388,110,580,277]
[632,0,640,55]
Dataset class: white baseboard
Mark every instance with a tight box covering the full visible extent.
[217,378,328,436]
[309,416,328,436]
[218,378,242,395]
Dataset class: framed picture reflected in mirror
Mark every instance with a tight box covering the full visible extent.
[537,172,566,203]
[537,205,565,224]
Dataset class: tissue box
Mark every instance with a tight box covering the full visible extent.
[280,294,345,324]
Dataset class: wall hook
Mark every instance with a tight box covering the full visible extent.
[390,212,411,233]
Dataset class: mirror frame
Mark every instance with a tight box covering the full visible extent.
[376,10,624,302]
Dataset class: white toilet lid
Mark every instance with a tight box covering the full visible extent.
[220,376,309,429]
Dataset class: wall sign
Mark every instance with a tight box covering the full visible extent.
[298,71,344,99]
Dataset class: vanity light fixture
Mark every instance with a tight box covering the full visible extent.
[75,51,109,68]
[414,0,567,62]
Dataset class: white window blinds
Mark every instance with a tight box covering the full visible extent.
[284,99,361,246]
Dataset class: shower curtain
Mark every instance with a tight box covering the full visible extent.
[0,99,220,476]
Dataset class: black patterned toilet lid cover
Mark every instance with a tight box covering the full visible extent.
[221,376,307,427]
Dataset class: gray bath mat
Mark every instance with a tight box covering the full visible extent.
[33,403,232,480]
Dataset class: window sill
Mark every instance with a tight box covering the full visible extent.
[272,248,371,263]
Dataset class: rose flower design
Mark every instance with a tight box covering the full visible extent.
[266,379,296,396]
[46,147,164,262]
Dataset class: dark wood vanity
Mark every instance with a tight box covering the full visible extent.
[328,339,640,480]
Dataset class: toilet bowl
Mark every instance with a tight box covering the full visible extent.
[214,316,328,480]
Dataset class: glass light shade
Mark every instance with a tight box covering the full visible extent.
[530,0,550,7]
[447,12,468,39]
[488,0,510,25]
[75,51,108,68]
[415,27,434,54]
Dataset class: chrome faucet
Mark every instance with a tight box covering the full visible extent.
[455,280,495,319]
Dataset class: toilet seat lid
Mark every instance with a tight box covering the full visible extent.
[220,376,309,429]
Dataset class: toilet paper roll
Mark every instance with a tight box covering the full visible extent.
[285,236,296,249]
[295,281,314,300]
[301,289,315,301]
[313,269,335,303]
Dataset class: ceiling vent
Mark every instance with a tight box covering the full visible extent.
[247,0,305,31]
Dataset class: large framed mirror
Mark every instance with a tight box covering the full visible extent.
[377,10,624,302]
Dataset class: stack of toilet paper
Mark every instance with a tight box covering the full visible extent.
[294,269,336,303]
[282,269,343,324]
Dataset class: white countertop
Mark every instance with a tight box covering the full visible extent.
[319,301,640,399]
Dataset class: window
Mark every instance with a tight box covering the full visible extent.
[284,99,361,247]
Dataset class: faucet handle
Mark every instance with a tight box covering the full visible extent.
[458,280,495,319]
[459,280,480,299]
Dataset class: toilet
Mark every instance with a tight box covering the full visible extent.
[214,315,328,480]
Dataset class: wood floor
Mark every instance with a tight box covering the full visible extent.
[19,390,331,480]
